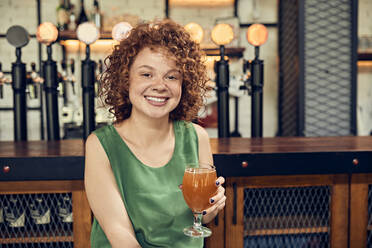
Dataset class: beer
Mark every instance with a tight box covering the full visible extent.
[182,167,217,213]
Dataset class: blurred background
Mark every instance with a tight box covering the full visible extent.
[0,0,371,140]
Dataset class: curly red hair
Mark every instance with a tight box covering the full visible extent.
[99,19,209,123]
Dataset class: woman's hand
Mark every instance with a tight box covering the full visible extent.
[202,176,226,224]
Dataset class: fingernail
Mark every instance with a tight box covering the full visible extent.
[216,181,220,186]
[210,198,214,204]
[202,211,207,215]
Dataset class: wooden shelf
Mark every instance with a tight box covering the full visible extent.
[0,235,73,244]
[58,30,112,40]
[0,227,73,244]
[244,215,329,236]
[358,52,372,61]
[203,47,245,58]
[245,226,329,236]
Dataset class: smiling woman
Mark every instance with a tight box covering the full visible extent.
[84,19,226,248]
[99,19,208,123]
[128,47,182,120]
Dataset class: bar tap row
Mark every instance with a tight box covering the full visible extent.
[1,21,269,141]
[1,22,105,141]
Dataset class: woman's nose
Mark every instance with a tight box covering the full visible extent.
[151,77,167,90]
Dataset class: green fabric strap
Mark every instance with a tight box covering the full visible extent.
[90,121,203,248]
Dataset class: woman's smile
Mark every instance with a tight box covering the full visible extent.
[144,96,169,106]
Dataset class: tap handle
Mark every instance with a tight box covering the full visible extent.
[31,62,36,72]
[61,60,67,70]
[98,59,103,74]
[70,59,75,74]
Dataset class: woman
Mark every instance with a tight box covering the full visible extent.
[85,19,226,248]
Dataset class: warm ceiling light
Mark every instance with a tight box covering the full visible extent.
[112,22,133,41]
[246,23,268,47]
[76,22,100,45]
[211,23,234,46]
[36,22,58,45]
[184,22,204,44]
[60,39,119,53]
[170,0,233,7]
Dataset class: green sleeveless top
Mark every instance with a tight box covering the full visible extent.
[90,121,203,248]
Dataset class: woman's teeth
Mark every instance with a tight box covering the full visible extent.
[146,96,166,102]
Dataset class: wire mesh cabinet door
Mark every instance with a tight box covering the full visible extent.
[0,180,92,248]
[225,175,349,248]
[350,174,372,248]
[205,207,225,248]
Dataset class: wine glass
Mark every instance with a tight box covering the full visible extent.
[182,163,217,237]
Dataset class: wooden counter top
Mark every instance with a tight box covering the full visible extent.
[0,136,371,180]
[210,136,372,154]
[1,136,372,157]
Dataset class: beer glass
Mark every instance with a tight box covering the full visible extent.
[182,164,217,237]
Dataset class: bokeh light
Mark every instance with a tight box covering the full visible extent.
[211,23,234,46]
[36,22,58,45]
[184,22,204,44]
[246,23,268,47]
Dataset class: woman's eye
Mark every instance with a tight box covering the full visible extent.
[141,73,152,78]
[167,75,178,80]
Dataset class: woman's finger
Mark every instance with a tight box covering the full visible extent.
[215,176,225,187]
[209,186,225,204]
[204,195,226,215]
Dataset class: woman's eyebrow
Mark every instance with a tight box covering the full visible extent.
[167,69,181,74]
[136,65,154,70]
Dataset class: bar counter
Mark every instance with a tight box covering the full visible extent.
[1,136,371,180]
[1,136,372,248]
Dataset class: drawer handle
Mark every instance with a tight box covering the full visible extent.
[352,158,359,166]
[3,165,10,173]
[241,161,248,168]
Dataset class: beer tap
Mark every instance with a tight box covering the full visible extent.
[0,62,4,99]
[95,59,103,96]
[0,62,12,99]
[68,59,76,95]
[60,60,68,104]
[240,24,268,138]
[210,23,234,138]
[77,22,99,139]
[6,25,30,141]
[36,22,60,140]
[26,62,41,99]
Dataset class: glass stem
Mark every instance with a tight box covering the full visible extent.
[193,212,203,230]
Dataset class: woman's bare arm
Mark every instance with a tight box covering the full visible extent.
[192,123,226,224]
[85,133,141,248]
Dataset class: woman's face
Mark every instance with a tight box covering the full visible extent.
[128,47,182,120]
